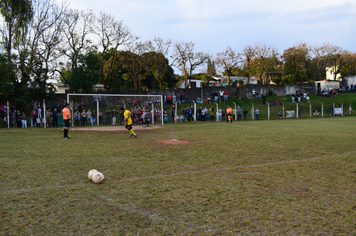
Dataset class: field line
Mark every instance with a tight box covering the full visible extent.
[0,152,347,194]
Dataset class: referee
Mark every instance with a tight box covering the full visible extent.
[62,103,71,139]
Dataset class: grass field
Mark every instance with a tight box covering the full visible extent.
[1,117,356,235]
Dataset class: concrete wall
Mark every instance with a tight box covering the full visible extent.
[243,84,315,99]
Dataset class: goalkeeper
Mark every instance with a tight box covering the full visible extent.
[120,107,137,138]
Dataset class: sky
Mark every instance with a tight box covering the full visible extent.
[66,0,356,56]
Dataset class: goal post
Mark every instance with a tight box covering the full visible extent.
[67,93,164,126]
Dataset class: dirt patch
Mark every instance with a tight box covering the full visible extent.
[72,126,162,132]
[155,139,190,145]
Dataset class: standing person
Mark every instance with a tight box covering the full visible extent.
[250,108,254,120]
[120,107,137,138]
[31,108,37,127]
[226,105,232,124]
[209,106,215,121]
[105,109,111,125]
[243,109,248,120]
[112,109,118,125]
[92,110,96,126]
[46,109,52,127]
[278,109,282,119]
[163,108,168,124]
[237,106,242,120]
[255,108,260,120]
[21,112,27,128]
[52,108,59,127]
[62,103,71,139]
[170,108,175,123]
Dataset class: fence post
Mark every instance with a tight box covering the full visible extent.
[97,100,99,126]
[43,99,46,128]
[7,101,9,128]
[215,103,219,122]
[333,102,335,117]
[309,101,311,118]
[251,102,254,120]
[341,103,343,117]
[175,102,178,123]
[233,102,237,121]
[268,102,270,120]
[283,103,285,119]
[320,102,323,117]
[296,103,299,119]
[151,103,154,124]
[193,102,196,122]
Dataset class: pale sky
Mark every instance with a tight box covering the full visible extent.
[68,0,356,56]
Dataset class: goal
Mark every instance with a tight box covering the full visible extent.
[66,93,164,126]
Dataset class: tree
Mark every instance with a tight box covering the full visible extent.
[172,41,208,88]
[254,44,279,85]
[242,45,255,85]
[282,43,310,83]
[65,51,102,93]
[61,9,95,71]
[92,11,138,87]
[215,46,242,86]
[0,0,34,60]
[0,53,14,97]
[144,37,172,89]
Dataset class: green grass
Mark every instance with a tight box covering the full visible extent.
[1,118,356,235]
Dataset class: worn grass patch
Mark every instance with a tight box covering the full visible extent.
[1,118,356,235]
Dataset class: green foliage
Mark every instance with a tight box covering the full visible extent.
[66,51,102,93]
[0,53,14,97]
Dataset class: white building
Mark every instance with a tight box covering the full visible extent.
[178,79,217,89]
[326,66,342,81]
[212,76,258,85]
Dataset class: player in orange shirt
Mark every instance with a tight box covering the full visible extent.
[226,105,233,124]
[62,103,71,139]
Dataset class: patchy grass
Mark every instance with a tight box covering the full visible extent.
[1,118,356,235]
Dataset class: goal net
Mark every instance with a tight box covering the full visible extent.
[66,93,164,127]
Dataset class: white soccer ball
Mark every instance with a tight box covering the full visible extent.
[88,169,98,180]
[92,172,104,183]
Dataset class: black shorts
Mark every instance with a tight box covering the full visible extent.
[125,124,132,130]
[64,119,70,128]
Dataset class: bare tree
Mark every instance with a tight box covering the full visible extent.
[215,46,242,86]
[242,45,255,85]
[92,11,138,86]
[172,41,208,88]
[61,8,95,71]
[254,44,278,85]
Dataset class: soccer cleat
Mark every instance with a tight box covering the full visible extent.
[133,134,137,138]
[64,137,70,139]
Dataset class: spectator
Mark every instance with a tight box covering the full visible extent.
[209,106,215,121]
[243,109,248,120]
[99,110,103,125]
[21,112,27,128]
[278,109,282,119]
[250,108,254,120]
[105,109,111,125]
[237,106,242,120]
[81,109,87,126]
[52,108,59,127]
[170,108,175,123]
[74,111,80,126]
[31,108,37,127]
[46,109,52,127]
[92,110,97,126]
[255,108,260,120]
[112,109,118,125]
[87,109,92,126]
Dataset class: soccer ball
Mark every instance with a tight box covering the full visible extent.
[92,172,104,183]
[88,169,98,180]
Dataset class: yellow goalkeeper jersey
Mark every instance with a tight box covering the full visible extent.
[124,110,133,125]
